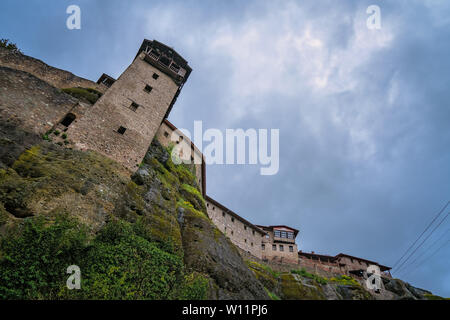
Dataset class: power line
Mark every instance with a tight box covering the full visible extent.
[401,238,450,278]
[396,228,449,276]
[392,201,449,270]
[394,210,450,274]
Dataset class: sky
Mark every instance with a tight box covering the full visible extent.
[1,0,449,297]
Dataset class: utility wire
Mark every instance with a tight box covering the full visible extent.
[392,201,449,270]
[401,238,450,278]
[396,228,449,276]
[394,210,450,274]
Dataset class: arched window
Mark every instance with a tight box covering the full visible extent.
[61,113,76,127]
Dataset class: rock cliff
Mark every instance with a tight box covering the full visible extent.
[0,47,446,300]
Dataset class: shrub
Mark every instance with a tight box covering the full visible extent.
[0,39,21,53]
[329,275,360,286]
[0,216,185,300]
[179,273,209,300]
[0,214,89,299]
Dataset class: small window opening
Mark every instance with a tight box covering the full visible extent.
[164,131,169,138]
[130,102,139,112]
[117,126,127,135]
[144,85,153,93]
[61,113,76,127]
[152,73,159,80]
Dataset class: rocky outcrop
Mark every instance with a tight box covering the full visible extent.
[0,119,268,299]
[246,260,443,300]
[0,47,103,92]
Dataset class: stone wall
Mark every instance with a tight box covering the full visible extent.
[205,198,264,259]
[0,48,104,92]
[156,120,204,195]
[67,52,180,172]
[0,66,82,136]
[261,228,299,264]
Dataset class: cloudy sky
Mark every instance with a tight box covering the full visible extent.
[1,0,449,296]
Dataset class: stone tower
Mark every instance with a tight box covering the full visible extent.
[67,39,192,171]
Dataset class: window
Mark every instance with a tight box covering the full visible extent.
[222,212,225,217]
[245,239,247,243]
[244,226,247,231]
[289,246,294,252]
[159,56,170,67]
[274,230,294,239]
[272,245,276,251]
[144,85,153,93]
[212,206,215,211]
[231,230,234,236]
[279,245,284,252]
[164,131,169,138]
[252,230,255,236]
[117,126,126,135]
[61,113,76,127]
[206,203,209,208]
[129,102,139,112]
[231,217,235,223]
[251,242,253,247]
[265,234,269,239]
[262,244,265,250]
[152,73,159,80]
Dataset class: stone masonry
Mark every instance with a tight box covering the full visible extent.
[67,40,191,171]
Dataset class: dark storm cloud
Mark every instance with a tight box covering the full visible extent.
[0,0,448,296]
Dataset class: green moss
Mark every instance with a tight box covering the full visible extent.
[62,87,102,104]
[330,275,360,286]
[180,272,209,300]
[247,260,280,278]
[424,293,449,300]
[180,183,206,212]
[291,268,328,285]
[280,273,325,300]
[265,288,281,300]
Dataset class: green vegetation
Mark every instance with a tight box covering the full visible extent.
[61,133,67,140]
[0,215,189,299]
[0,139,215,300]
[329,275,360,286]
[247,260,280,279]
[265,288,281,300]
[0,39,21,53]
[424,293,450,300]
[179,272,210,300]
[62,87,103,104]
[291,268,328,285]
